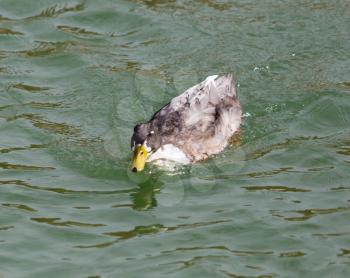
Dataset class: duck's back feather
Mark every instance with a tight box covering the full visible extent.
[146,74,242,162]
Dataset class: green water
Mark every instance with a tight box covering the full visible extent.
[1,0,350,277]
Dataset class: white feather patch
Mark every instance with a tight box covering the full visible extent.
[204,75,218,87]
[147,144,190,164]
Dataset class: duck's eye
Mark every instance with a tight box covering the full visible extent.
[140,151,144,155]
[149,131,154,136]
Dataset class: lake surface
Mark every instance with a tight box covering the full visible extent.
[1,0,350,277]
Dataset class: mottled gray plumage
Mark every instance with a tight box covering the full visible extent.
[131,74,242,162]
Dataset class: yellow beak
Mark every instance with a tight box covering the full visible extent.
[131,145,148,172]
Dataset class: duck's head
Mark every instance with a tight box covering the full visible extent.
[130,123,157,172]
[131,144,148,172]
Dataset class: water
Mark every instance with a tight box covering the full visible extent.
[1,0,350,277]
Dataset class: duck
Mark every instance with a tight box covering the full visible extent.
[130,74,242,172]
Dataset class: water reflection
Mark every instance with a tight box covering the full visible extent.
[127,169,184,210]
[128,161,229,211]
[130,179,161,211]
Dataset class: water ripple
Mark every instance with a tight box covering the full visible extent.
[337,146,350,156]
[0,225,14,231]
[26,2,85,20]
[76,219,231,249]
[105,219,231,239]
[0,162,54,171]
[313,231,350,238]
[0,143,48,154]
[56,25,100,36]
[10,83,50,92]
[243,185,310,192]
[245,167,298,178]
[220,269,276,278]
[338,249,350,257]
[163,255,230,271]
[162,245,274,257]
[283,207,350,221]
[0,179,135,195]
[0,28,23,35]
[13,41,87,57]
[2,203,37,212]
[8,113,80,136]
[31,217,105,228]
[279,251,305,258]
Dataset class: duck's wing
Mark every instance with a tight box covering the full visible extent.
[170,75,236,110]
[148,74,241,161]
[169,74,238,129]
